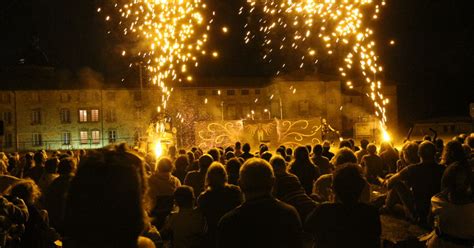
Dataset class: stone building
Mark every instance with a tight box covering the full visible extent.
[0,76,398,152]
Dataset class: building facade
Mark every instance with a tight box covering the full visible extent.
[0,77,398,152]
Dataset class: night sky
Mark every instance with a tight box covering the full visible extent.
[1,0,473,128]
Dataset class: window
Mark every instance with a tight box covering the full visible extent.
[4,133,13,148]
[2,112,12,126]
[60,109,71,123]
[91,109,100,122]
[31,109,41,125]
[79,109,88,122]
[106,92,116,101]
[60,93,71,103]
[241,89,249,95]
[62,132,71,145]
[108,130,117,143]
[32,133,42,146]
[197,89,206,96]
[105,109,117,122]
[80,131,88,144]
[91,130,100,144]
[227,90,235,96]
[255,89,261,95]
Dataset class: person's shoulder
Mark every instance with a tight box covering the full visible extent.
[225,184,241,193]
[218,204,242,225]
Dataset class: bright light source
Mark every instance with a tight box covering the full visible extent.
[222,26,229,33]
[389,40,395,45]
[154,141,163,158]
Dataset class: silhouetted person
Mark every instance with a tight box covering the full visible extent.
[225,158,241,186]
[360,144,385,185]
[289,146,320,194]
[38,158,59,194]
[311,144,333,175]
[184,154,213,197]
[239,143,254,161]
[380,142,399,174]
[441,140,466,166]
[198,163,242,247]
[321,141,334,161]
[24,151,46,184]
[234,142,242,157]
[173,155,189,184]
[217,158,303,248]
[355,139,369,163]
[161,186,206,248]
[305,164,381,248]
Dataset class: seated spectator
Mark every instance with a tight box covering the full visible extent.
[184,154,213,197]
[225,158,241,186]
[64,145,155,248]
[305,164,381,248]
[397,142,420,171]
[426,161,474,248]
[161,186,206,248]
[44,157,75,235]
[198,163,242,246]
[289,146,320,194]
[322,141,335,161]
[355,139,369,164]
[271,155,317,221]
[384,141,445,226]
[311,174,333,203]
[173,155,189,184]
[7,179,59,248]
[148,157,181,229]
[217,158,303,248]
[360,144,385,185]
[380,142,399,174]
[332,147,357,168]
[311,144,333,175]
[441,140,466,166]
[239,143,254,161]
[38,158,59,194]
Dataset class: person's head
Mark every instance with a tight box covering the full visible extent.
[313,144,323,156]
[418,141,436,162]
[168,146,177,157]
[286,147,293,157]
[157,157,173,173]
[305,144,312,153]
[205,162,228,189]
[259,144,269,155]
[225,151,235,160]
[187,151,195,164]
[322,118,327,124]
[174,186,195,209]
[466,135,474,149]
[276,146,286,157]
[441,161,473,204]
[260,151,273,162]
[332,164,366,205]
[207,148,220,162]
[313,174,333,202]
[239,158,275,196]
[441,140,466,165]
[339,140,353,150]
[65,146,146,247]
[198,154,214,172]
[360,139,369,150]
[423,135,432,142]
[333,148,357,167]
[242,143,251,153]
[435,138,444,151]
[45,158,59,174]
[367,143,377,155]
[294,146,310,162]
[0,161,7,175]
[402,142,420,165]
[58,157,76,175]
[33,150,46,166]
[7,179,41,205]
[226,158,242,177]
[174,155,189,172]
[322,141,331,151]
[269,155,287,175]
[235,142,242,150]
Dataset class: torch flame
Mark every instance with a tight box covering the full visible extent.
[154,141,163,158]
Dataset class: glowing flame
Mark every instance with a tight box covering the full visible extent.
[381,127,391,142]
[154,141,163,158]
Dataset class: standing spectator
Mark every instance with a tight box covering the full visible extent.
[360,144,385,185]
[161,186,206,248]
[37,158,59,194]
[24,151,46,184]
[289,146,320,195]
[184,154,213,197]
[441,140,466,166]
[384,141,445,226]
[355,139,369,164]
[225,158,241,186]
[311,144,333,175]
[198,163,242,247]
[173,155,189,184]
[239,143,254,161]
[305,164,381,248]
[322,141,335,161]
[427,161,474,248]
[217,158,303,248]
[234,142,242,157]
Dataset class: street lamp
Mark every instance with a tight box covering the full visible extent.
[251,110,255,120]
[264,109,271,120]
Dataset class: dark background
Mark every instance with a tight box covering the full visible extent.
[1,0,473,129]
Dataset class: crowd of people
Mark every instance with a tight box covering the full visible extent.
[0,133,473,248]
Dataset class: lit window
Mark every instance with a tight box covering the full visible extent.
[32,133,42,146]
[108,130,117,143]
[79,110,88,122]
[91,130,100,144]
[80,131,88,144]
[91,109,99,122]
[62,132,71,145]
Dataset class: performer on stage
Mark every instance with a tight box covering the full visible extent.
[316,118,338,141]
